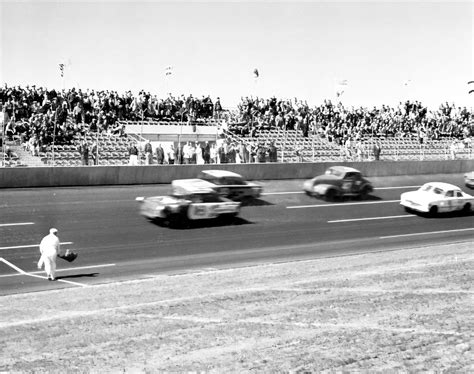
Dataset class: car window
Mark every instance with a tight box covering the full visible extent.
[201,194,220,203]
[225,177,245,185]
[445,191,454,198]
[433,188,444,195]
[326,168,343,177]
[456,191,463,198]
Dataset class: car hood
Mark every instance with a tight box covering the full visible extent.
[401,191,437,204]
[145,196,183,205]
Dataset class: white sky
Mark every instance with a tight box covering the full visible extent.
[1,0,473,109]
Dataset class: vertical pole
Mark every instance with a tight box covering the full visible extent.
[52,118,57,167]
[1,110,5,167]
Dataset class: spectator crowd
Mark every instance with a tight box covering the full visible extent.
[227,96,473,146]
[1,84,223,154]
[1,84,473,165]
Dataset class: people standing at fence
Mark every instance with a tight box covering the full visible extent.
[167,144,175,164]
[156,143,164,164]
[91,141,98,165]
[144,140,153,165]
[268,141,278,162]
[210,143,217,163]
[78,139,89,166]
[128,142,139,165]
[372,140,382,161]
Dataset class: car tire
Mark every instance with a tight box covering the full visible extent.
[359,186,370,200]
[429,205,438,216]
[404,207,413,213]
[325,189,337,201]
[462,203,471,214]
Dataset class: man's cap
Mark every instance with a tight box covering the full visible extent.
[50,228,58,234]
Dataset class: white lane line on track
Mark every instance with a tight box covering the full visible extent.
[287,199,400,209]
[328,215,414,223]
[375,185,419,190]
[0,222,35,227]
[0,242,73,251]
[380,228,474,239]
[264,186,418,195]
[0,257,88,287]
[0,263,116,278]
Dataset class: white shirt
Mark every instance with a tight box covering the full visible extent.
[39,233,61,257]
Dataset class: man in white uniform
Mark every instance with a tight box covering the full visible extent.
[37,228,62,281]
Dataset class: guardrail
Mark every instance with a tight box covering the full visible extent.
[1,160,473,188]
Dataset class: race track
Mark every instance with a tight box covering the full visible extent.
[1,172,473,296]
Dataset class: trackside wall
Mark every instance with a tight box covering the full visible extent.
[1,160,473,188]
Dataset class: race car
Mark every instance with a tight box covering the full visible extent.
[464,171,474,189]
[136,179,241,226]
[303,166,373,200]
[196,170,263,201]
[400,182,473,215]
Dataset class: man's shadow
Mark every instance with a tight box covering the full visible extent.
[56,273,99,280]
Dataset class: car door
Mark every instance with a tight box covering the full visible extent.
[342,172,360,194]
[443,190,457,212]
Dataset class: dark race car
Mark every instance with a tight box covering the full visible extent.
[196,170,263,201]
[303,166,373,200]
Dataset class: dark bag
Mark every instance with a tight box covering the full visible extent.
[59,249,78,262]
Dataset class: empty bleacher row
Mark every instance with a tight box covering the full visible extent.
[39,133,133,166]
[242,128,472,162]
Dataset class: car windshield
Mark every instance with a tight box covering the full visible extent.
[421,185,444,195]
[325,168,343,177]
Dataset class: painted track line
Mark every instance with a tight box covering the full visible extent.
[0,241,73,251]
[287,199,400,209]
[0,257,88,287]
[0,222,35,227]
[380,227,474,239]
[328,215,414,223]
[264,186,419,196]
[0,263,116,278]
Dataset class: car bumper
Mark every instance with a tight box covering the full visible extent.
[400,200,429,213]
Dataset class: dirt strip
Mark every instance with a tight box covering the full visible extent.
[1,241,473,373]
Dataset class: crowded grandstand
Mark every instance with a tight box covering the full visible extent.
[1,84,473,167]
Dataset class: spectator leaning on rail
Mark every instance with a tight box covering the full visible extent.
[37,228,62,281]
[128,142,139,165]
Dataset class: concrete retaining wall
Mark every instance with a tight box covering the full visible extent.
[1,160,473,188]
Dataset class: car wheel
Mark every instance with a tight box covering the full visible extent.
[429,205,438,216]
[359,187,370,200]
[325,189,337,201]
[462,203,471,214]
[404,207,413,213]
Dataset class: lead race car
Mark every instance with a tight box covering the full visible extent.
[136,179,241,226]
[303,166,373,200]
[464,171,474,189]
[400,182,474,216]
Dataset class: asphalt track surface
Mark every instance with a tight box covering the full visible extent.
[1,173,473,296]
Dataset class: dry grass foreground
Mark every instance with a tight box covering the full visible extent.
[1,241,473,373]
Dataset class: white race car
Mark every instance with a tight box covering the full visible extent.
[400,182,474,215]
[136,179,241,226]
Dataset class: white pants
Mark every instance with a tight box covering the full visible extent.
[38,254,57,279]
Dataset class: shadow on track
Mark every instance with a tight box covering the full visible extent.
[240,198,274,207]
[56,273,99,280]
[151,216,254,230]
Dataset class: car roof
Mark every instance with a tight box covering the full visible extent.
[328,166,361,173]
[423,182,461,191]
[171,178,216,194]
[200,170,243,178]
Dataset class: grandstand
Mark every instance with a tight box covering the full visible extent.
[1,85,472,167]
